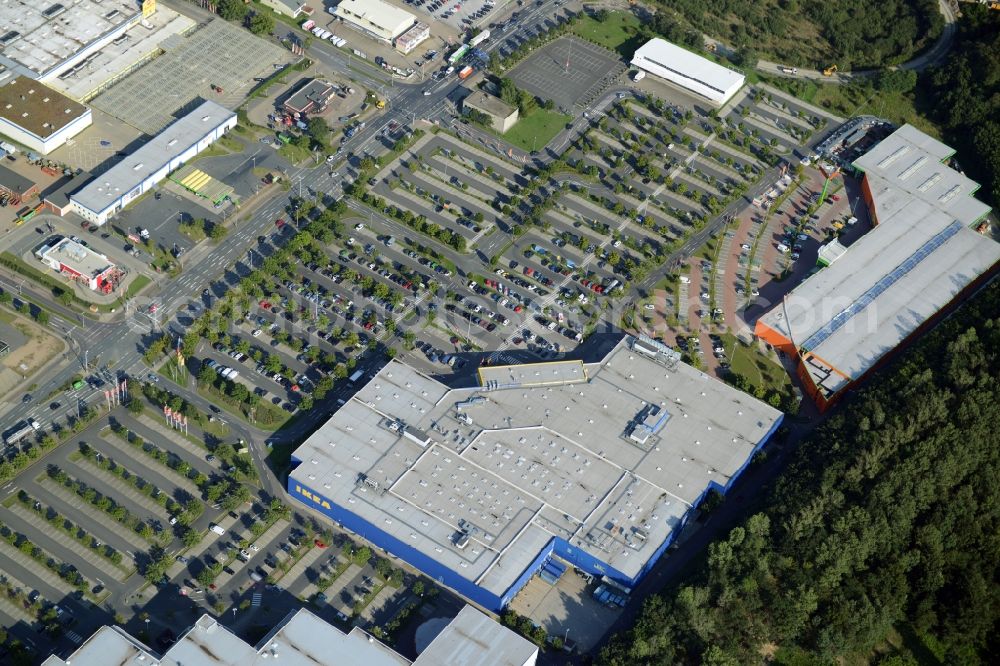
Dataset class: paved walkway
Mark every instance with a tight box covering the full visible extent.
[7,502,132,582]
[37,477,154,555]
[100,432,202,498]
[135,412,209,459]
[70,456,171,519]
[0,537,80,599]
[277,542,328,594]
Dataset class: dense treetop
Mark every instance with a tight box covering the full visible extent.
[601,230,1000,663]
[652,0,942,69]
[925,6,1000,209]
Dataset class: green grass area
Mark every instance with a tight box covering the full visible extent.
[570,12,643,56]
[201,414,232,440]
[193,144,231,161]
[196,385,289,431]
[157,357,188,384]
[216,135,245,153]
[501,109,572,152]
[123,274,151,300]
[761,75,937,136]
[723,332,792,395]
[278,141,314,164]
[267,441,296,477]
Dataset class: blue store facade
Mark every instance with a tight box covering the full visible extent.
[288,415,782,612]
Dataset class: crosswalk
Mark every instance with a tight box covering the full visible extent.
[487,351,520,366]
[65,630,83,644]
[252,592,262,607]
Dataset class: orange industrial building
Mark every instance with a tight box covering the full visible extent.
[755,124,1000,411]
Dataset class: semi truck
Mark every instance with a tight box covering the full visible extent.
[3,420,35,446]
[469,30,491,47]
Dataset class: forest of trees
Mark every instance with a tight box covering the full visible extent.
[924,6,1000,210]
[600,261,1000,660]
[652,0,942,69]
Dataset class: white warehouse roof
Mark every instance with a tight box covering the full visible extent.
[334,0,416,42]
[43,606,538,666]
[289,336,781,600]
[69,100,235,216]
[631,38,745,105]
[758,124,1000,397]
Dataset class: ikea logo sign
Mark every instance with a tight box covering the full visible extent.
[294,485,332,510]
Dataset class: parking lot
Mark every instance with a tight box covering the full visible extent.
[0,372,424,653]
[508,36,625,111]
[405,0,500,31]
[92,19,294,134]
[637,149,860,386]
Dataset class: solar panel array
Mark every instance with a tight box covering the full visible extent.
[801,220,963,353]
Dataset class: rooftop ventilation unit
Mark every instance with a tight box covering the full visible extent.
[42,4,66,19]
[631,335,680,369]
[455,396,487,410]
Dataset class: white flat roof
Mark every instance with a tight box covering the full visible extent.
[416,605,537,666]
[0,0,139,80]
[290,336,781,597]
[631,38,745,104]
[760,124,1000,394]
[817,238,847,265]
[854,123,990,224]
[334,0,416,41]
[42,237,113,277]
[43,606,535,666]
[69,100,235,215]
[47,5,196,102]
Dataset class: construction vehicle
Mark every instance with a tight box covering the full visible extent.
[819,165,841,203]
[823,64,838,76]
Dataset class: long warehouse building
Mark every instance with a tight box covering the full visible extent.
[69,99,236,225]
[631,38,745,105]
[756,123,1000,411]
[288,336,783,611]
[44,605,538,666]
[332,0,417,44]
